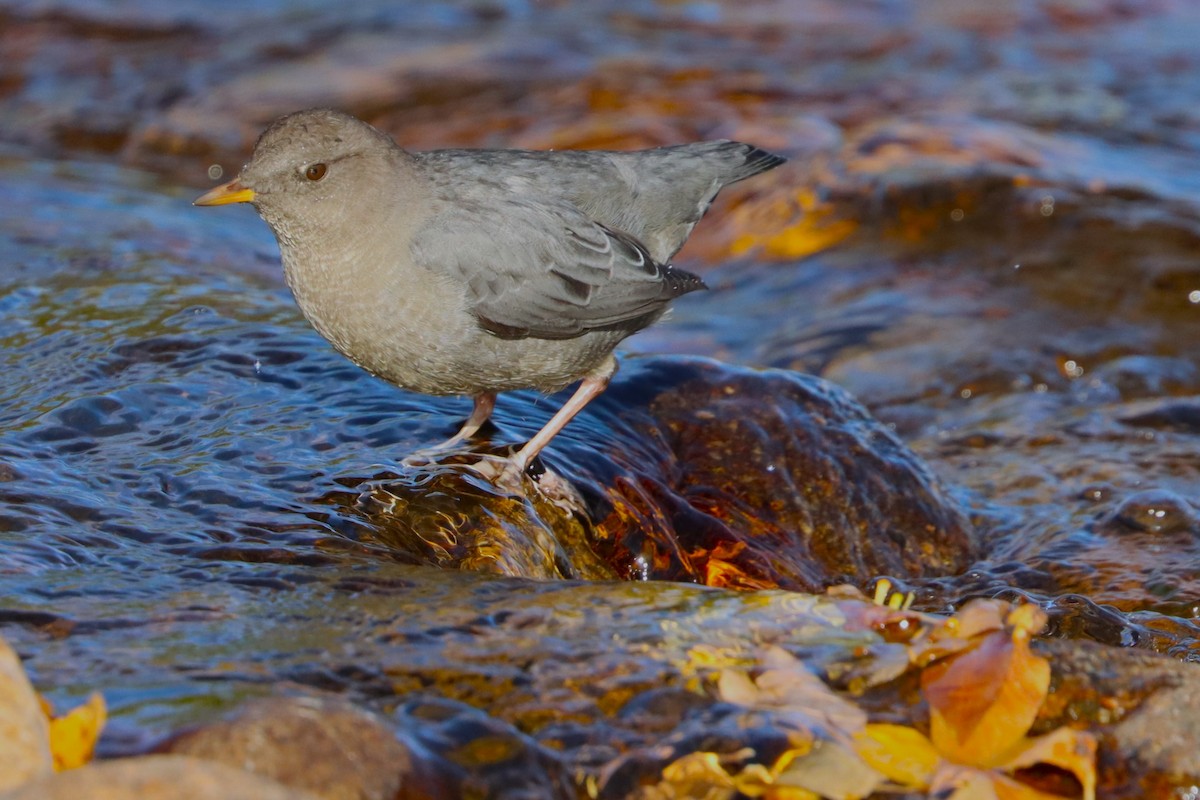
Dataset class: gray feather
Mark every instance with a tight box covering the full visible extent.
[417,141,786,263]
[410,141,782,340]
[410,194,703,339]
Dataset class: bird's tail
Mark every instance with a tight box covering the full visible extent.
[720,141,788,184]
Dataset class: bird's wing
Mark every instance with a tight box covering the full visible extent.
[409,196,705,340]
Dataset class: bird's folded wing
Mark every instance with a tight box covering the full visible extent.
[410,197,704,340]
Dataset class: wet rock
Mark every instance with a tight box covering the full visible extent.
[0,754,311,800]
[584,357,978,589]
[1040,640,1200,797]
[1107,489,1198,536]
[1119,397,1200,434]
[0,637,51,792]
[326,461,618,581]
[161,695,410,800]
[391,697,576,800]
[1106,670,1200,792]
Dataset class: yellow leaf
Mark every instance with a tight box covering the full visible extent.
[854,723,940,788]
[762,788,820,800]
[48,692,106,771]
[636,751,739,800]
[1006,604,1048,638]
[731,758,821,799]
[924,621,1050,767]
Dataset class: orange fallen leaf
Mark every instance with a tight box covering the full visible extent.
[46,691,106,770]
[949,599,1013,640]
[1001,727,1097,800]
[923,620,1050,768]
[848,602,1094,800]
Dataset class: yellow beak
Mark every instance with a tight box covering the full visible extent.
[194,179,256,206]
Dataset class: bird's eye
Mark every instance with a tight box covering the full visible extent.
[305,163,327,181]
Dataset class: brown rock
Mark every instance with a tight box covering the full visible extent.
[1044,641,1200,792]
[1109,678,1200,780]
[0,637,51,792]
[162,695,411,800]
[589,357,978,589]
[0,755,309,800]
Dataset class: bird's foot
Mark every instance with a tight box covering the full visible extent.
[460,453,530,488]
[400,440,468,469]
[455,452,575,500]
[396,451,580,512]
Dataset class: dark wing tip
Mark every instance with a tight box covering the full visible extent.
[663,265,708,298]
[736,144,788,179]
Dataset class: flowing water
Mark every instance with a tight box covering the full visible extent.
[2,0,1200,779]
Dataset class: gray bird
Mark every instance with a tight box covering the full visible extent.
[195,109,784,479]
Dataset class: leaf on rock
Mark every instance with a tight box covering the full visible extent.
[46,691,106,771]
[633,751,739,800]
[855,723,940,788]
[923,620,1050,768]
[716,646,867,735]
[949,599,1012,641]
[1001,727,1097,800]
[656,601,1091,800]
[768,740,885,800]
[1005,604,1049,638]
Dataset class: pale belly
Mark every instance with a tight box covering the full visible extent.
[287,264,628,395]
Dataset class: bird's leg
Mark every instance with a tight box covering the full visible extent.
[506,356,617,479]
[403,392,496,466]
[441,392,497,450]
